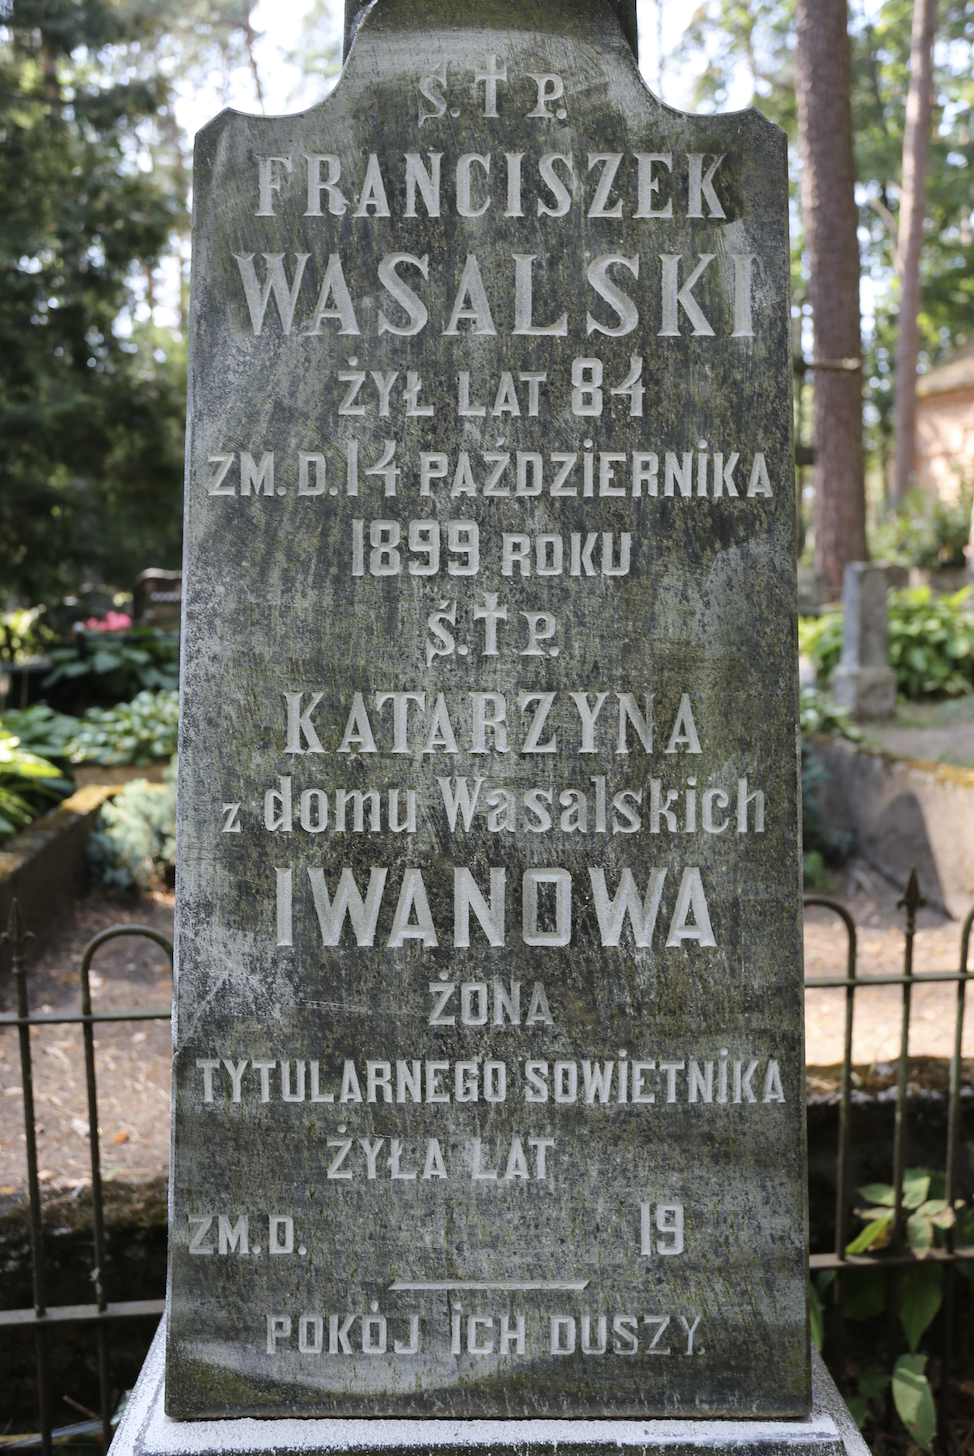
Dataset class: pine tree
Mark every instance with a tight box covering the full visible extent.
[0,0,187,607]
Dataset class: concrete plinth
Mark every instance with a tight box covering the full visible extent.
[111,1321,868,1456]
[832,666,897,720]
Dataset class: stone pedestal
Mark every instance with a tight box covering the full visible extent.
[832,666,897,720]
[832,563,897,720]
[113,1321,867,1456]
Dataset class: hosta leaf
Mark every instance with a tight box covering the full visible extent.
[858,1183,895,1207]
[846,1216,892,1254]
[892,1354,935,1451]
[899,1263,943,1353]
[906,1212,934,1257]
[857,1364,889,1400]
[903,1172,931,1209]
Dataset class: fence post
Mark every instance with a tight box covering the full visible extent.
[1,901,52,1456]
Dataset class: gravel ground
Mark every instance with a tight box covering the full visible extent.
[1,864,972,1194]
[0,892,174,1198]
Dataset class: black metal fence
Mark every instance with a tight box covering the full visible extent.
[2,875,973,1449]
[0,904,172,1455]
[807,868,974,1433]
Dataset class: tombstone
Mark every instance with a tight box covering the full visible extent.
[133,568,183,626]
[112,2,864,1452]
[833,563,897,720]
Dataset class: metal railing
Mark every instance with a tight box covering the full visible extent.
[2,875,973,1446]
[806,867,974,1426]
[0,902,172,1455]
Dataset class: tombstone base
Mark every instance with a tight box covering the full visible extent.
[112,1320,867,1456]
[833,666,897,720]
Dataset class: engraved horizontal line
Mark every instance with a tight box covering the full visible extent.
[388,1280,589,1292]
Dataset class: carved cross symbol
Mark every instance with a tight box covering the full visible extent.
[475,53,507,118]
[472,593,508,656]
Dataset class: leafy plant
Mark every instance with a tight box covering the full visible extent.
[799,686,863,741]
[843,1362,891,1433]
[848,1171,955,1260]
[69,690,179,766]
[892,1354,936,1452]
[88,763,176,894]
[799,614,844,689]
[0,703,81,768]
[0,731,73,840]
[0,607,60,665]
[44,627,179,705]
[888,586,974,699]
[872,486,974,571]
[800,588,974,699]
[840,1169,974,1452]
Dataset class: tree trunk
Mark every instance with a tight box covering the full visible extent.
[795,0,866,592]
[892,0,937,506]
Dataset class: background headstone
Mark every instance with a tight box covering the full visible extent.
[133,568,182,626]
[833,563,897,719]
[167,0,806,1421]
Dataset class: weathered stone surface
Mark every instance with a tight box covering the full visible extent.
[811,737,974,917]
[131,1327,868,1456]
[167,0,804,1421]
[833,564,896,720]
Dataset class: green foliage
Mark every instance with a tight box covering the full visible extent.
[873,487,974,570]
[835,1166,973,1449]
[798,615,844,690]
[0,701,79,765]
[44,626,179,704]
[0,728,72,838]
[857,1363,891,1401]
[671,0,974,471]
[88,761,175,893]
[846,1364,890,1431]
[0,0,186,609]
[888,586,974,698]
[899,1264,944,1354]
[892,1354,936,1452]
[2,690,176,768]
[799,686,863,741]
[843,1267,889,1321]
[809,1269,835,1351]
[800,590,974,698]
[69,689,178,765]
[0,606,60,664]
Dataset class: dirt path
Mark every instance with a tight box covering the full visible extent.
[1,864,972,1196]
[804,857,972,1066]
[0,893,174,1199]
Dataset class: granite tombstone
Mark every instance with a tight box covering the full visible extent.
[167,0,806,1421]
[833,563,897,720]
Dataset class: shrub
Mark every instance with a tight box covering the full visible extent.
[44,625,179,704]
[888,586,974,698]
[88,762,176,893]
[800,588,974,699]
[799,686,863,741]
[799,613,843,687]
[0,606,60,665]
[871,485,973,570]
[0,731,73,840]
[0,703,80,767]
[69,690,179,765]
